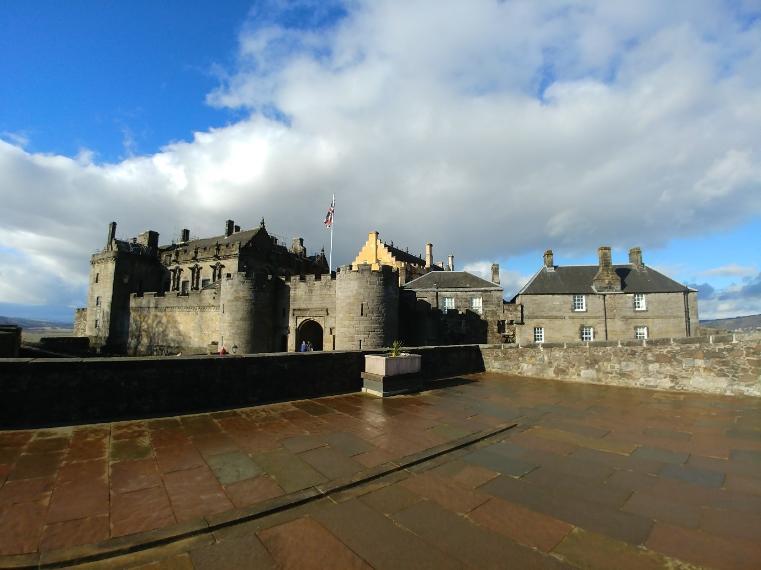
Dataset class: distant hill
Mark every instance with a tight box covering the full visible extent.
[701,314,761,331]
[0,316,72,330]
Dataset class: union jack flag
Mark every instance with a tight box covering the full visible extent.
[324,196,335,228]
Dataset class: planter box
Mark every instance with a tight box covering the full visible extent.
[362,353,422,397]
[365,354,421,376]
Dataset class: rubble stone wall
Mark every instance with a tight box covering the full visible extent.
[481,334,761,397]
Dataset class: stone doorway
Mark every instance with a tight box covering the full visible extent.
[296,320,323,351]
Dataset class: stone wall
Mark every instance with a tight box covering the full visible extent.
[481,334,760,397]
[129,289,221,355]
[0,345,485,428]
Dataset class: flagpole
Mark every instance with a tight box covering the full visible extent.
[329,194,334,272]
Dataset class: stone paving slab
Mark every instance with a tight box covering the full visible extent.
[2,372,761,569]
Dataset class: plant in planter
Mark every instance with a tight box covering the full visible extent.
[363,341,422,396]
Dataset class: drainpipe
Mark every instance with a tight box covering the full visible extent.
[602,294,609,341]
[683,291,691,337]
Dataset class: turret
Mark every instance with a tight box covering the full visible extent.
[335,264,399,350]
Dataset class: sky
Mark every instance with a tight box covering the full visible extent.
[1,0,760,323]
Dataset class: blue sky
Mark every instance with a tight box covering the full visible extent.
[0,0,760,323]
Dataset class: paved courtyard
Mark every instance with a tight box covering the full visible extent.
[1,372,760,569]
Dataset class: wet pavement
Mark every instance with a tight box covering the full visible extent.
[1,372,761,569]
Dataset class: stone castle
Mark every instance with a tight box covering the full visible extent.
[75,220,699,355]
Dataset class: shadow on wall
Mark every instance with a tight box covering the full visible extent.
[128,309,175,356]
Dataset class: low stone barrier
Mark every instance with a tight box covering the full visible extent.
[481,334,761,397]
[0,345,484,428]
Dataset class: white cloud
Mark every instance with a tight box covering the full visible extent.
[462,261,531,300]
[1,0,761,316]
[701,264,758,277]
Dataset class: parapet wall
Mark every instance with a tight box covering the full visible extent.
[0,344,485,428]
[481,335,761,397]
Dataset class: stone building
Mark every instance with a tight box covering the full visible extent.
[511,246,699,344]
[76,220,699,355]
[401,269,506,345]
[79,220,328,353]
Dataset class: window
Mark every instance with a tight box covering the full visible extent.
[634,293,647,311]
[635,326,648,340]
[181,280,189,294]
[533,327,544,343]
[201,278,210,288]
[581,326,594,342]
[95,296,101,307]
[572,295,586,311]
[94,273,99,284]
[360,303,364,316]
[94,319,99,329]
[471,297,483,315]
[497,320,506,333]
[442,297,455,311]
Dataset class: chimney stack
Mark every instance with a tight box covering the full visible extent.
[137,230,159,250]
[491,263,500,284]
[106,221,117,247]
[369,231,379,263]
[447,254,455,271]
[180,229,190,242]
[543,249,554,271]
[592,246,621,292]
[425,243,433,269]
[629,247,643,269]
[225,220,234,237]
[291,237,305,256]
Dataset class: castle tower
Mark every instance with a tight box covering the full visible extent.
[220,273,257,354]
[335,264,399,350]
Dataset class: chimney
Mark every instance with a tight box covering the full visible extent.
[592,246,621,292]
[106,221,117,247]
[425,243,433,269]
[491,263,500,284]
[447,254,455,271]
[369,231,379,263]
[234,225,240,233]
[225,220,234,237]
[629,247,644,269]
[543,249,554,270]
[291,237,305,256]
[180,229,190,242]
[137,230,159,250]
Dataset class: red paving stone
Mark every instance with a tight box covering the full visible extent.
[469,496,573,551]
[224,476,284,509]
[0,372,759,568]
[258,517,371,569]
[39,514,109,552]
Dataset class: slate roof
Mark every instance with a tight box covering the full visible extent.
[403,271,502,290]
[159,228,262,252]
[384,242,426,266]
[516,265,693,296]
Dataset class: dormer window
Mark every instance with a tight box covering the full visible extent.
[634,293,647,311]
[572,295,586,311]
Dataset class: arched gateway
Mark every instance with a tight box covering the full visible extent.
[296,320,323,351]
